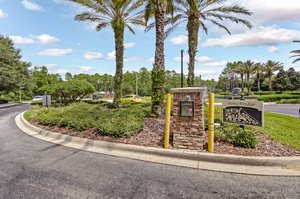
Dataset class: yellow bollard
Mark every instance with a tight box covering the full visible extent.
[208,93,215,153]
[164,94,172,149]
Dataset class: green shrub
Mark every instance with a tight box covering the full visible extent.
[257,94,300,102]
[233,128,258,148]
[254,91,282,95]
[215,123,258,148]
[25,102,151,137]
[278,99,300,104]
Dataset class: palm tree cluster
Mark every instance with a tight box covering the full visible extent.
[222,60,283,92]
[68,0,252,116]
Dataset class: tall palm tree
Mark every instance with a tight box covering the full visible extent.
[242,60,256,93]
[263,60,283,91]
[290,40,300,63]
[166,0,252,86]
[254,62,264,91]
[69,0,144,103]
[232,61,245,92]
[144,0,174,116]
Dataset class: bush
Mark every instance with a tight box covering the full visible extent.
[50,79,95,103]
[278,99,300,104]
[257,94,300,102]
[0,97,9,104]
[254,91,282,95]
[25,103,151,137]
[215,123,258,148]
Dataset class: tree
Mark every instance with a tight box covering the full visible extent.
[242,60,257,93]
[286,67,300,91]
[273,69,290,91]
[144,0,175,116]
[290,40,300,63]
[65,72,73,81]
[0,35,30,93]
[263,60,283,91]
[69,0,144,103]
[254,62,264,91]
[232,61,245,92]
[167,0,252,86]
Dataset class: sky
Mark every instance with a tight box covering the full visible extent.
[1,0,300,80]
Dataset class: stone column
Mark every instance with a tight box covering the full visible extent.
[170,87,206,150]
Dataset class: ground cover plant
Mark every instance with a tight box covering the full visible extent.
[206,106,300,149]
[25,102,151,137]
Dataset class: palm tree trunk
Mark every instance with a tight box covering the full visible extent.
[257,73,260,91]
[247,73,250,92]
[269,74,272,91]
[187,16,199,87]
[241,74,244,92]
[113,26,125,103]
[151,2,166,116]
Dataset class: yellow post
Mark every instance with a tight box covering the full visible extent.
[208,93,215,153]
[164,94,171,149]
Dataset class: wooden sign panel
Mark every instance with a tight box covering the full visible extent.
[222,100,264,127]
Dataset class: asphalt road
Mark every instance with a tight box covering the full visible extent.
[0,105,300,199]
[264,104,300,117]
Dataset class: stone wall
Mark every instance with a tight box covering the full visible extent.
[171,88,205,150]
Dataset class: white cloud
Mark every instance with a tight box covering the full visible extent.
[77,66,94,72]
[38,48,73,56]
[107,50,116,59]
[198,56,214,63]
[0,9,7,18]
[170,35,188,45]
[241,0,300,24]
[84,52,103,60]
[147,57,154,63]
[174,55,227,67]
[21,0,45,12]
[9,35,34,45]
[124,42,135,48]
[202,26,300,47]
[194,70,220,80]
[124,56,143,62]
[35,34,60,44]
[267,46,280,53]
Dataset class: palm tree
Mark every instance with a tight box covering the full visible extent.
[263,60,283,91]
[69,0,144,103]
[290,40,300,63]
[144,0,174,116]
[166,0,252,86]
[242,60,256,93]
[232,61,245,92]
[254,62,263,91]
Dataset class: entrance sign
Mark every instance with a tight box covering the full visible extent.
[180,101,195,117]
[222,100,264,127]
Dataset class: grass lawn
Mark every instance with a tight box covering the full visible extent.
[263,112,300,149]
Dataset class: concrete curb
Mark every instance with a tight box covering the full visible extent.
[0,103,23,109]
[16,112,300,176]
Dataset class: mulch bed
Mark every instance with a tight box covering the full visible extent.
[30,117,300,157]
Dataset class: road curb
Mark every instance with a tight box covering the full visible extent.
[16,112,300,176]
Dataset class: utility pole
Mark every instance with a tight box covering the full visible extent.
[199,75,201,87]
[181,49,184,88]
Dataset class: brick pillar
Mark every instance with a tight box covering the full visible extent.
[170,87,205,150]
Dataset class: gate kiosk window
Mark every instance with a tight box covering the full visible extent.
[180,101,195,117]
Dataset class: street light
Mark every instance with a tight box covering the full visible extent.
[181,49,184,88]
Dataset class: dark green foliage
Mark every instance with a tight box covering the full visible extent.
[50,79,95,103]
[215,124,258,148]
[257,93,300,102]
[0,35,30,93]
[25,103,151,137]
[254,91,282,95]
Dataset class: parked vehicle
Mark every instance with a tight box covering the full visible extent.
[32,96,43,101]
[121,95,142,103]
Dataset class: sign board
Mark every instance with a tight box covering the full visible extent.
[222,100,264,127]
[43,95,51,106]
[180,101,194,117]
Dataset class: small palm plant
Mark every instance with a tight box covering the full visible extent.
[69,0,145,103]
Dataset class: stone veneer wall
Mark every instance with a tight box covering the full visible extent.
[171,88,205,150]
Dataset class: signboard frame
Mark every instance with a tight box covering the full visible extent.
[180,101,195,117]
[222,100,264,127]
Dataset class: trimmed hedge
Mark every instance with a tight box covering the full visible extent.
[25,103,151,137]
[257,94,300,102]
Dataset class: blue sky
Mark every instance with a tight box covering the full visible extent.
[1,0,300,80]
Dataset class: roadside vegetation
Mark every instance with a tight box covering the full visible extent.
[206,106,300,149]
